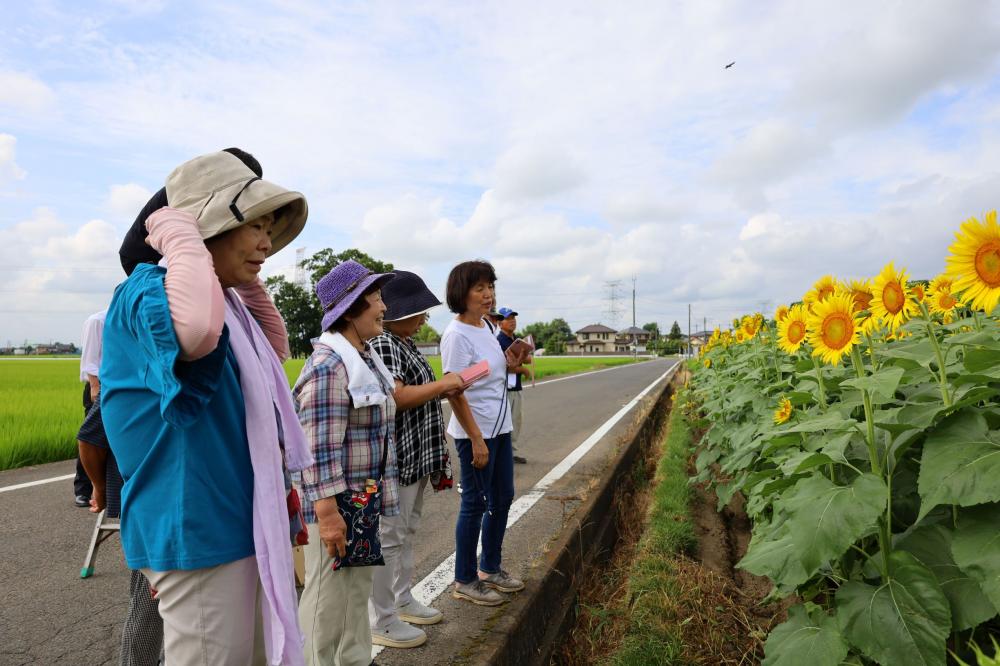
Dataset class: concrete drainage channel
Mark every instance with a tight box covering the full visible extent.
[460,364,683,665]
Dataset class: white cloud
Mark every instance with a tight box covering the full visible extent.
[0,71,55,113]
[0,134,27,183]
[0,209,122,344]
[106,183,154,222]
[494,142,586,201]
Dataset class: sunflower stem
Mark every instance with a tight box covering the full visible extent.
[864,332,879,371]
[811,355,827,410]
[850,346,881,477]
[920,302,952,407]
[850,344,890,577]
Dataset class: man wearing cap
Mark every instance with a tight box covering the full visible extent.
[496,307,530,465]
[367,271,465,649]
[101,151,312,665]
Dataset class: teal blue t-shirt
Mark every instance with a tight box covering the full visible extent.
[100,264,255,571]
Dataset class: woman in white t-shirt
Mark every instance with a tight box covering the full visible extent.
[441,260,525,606]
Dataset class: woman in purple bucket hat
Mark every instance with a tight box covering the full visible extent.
[293,259,401,666]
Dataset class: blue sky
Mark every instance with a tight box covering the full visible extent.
[2,1,1000,345]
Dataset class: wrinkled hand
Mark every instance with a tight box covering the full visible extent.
[319,508,348,559]
[471,436,489,469]
[440,372,466,398]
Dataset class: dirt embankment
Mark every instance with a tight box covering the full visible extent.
[553,392,785,666]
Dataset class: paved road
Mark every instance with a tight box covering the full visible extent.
[0,358,676,665]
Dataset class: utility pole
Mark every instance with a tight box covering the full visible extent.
[631,276,637,359]
[687,303,692,357]
[704,316,707,337]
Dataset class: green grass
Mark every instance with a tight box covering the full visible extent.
[604,388,696,665]
[1,355,647,472]
[0,360,86,470]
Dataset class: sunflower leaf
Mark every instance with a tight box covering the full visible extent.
[840,366,905,402]
[761,604,848,666]
[837,551,951,666]
[950,503,1000,612]
[917,410,1000,520]
[897,523,998,631]
[782,473,885,576]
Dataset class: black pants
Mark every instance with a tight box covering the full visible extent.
[74,384,94,498]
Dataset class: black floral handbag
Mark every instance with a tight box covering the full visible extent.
[330,433,390,570]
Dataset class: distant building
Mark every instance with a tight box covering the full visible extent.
[28,342,78,355]
[414,341,440,357]
[565,324,653,354]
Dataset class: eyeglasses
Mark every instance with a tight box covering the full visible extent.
[229,177,262,223]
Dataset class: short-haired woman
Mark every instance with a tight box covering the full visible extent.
[368,271,465,648]
[100,151,312,665]
[294,259,400,666]
[441,260,525,606]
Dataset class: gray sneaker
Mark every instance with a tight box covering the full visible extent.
[397,599,443,625]
[371,619,426,649]
[452,579,505,606]
[479,569,524,593]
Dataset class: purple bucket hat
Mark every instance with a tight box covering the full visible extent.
[317,260,395,331]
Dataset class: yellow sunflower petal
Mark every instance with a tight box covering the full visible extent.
[806,292,860,365]
[870,262,916,332]
[945,211,1000,314]
[777,304,809,354]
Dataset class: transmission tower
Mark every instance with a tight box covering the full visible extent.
[604,280,622,327]
[294,247,308,289]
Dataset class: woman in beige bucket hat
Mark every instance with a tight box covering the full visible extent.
[100,151,314,665]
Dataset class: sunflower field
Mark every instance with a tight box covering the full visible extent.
[692,212,1000,665]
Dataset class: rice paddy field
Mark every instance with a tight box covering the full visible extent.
[1,355,643,472]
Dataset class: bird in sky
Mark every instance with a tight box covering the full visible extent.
[725,61,736,69]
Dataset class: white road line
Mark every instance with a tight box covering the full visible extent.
[0,473,76,494]
[0,360,657,495]
[373,360,678,658]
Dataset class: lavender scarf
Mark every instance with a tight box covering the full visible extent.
[224,290,314,666]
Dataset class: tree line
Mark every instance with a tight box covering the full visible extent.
[265,247,687,357]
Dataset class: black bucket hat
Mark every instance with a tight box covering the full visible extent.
[382,270,442,322]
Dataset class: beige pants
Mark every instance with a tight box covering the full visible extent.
[509,390,523,445]
[299,523,376,666]
[141,555,265,666]
[369,476,428,628]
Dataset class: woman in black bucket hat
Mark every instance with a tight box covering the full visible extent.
[367,271,465,649]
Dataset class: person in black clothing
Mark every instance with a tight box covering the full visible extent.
[495,307,530,465]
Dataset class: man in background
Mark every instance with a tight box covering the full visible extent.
[74,309,106,507]
[496,307,530,465]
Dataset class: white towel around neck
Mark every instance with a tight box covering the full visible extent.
[319,331,394,408]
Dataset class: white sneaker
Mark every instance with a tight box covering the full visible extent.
[371,619,427,649]
[397,599,443,625]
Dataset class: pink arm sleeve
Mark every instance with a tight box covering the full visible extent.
[234,279,291,362]
[145,208,225,362]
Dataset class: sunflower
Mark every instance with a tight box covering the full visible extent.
[773,396,792,425]
[804,275,838,309]
[928,286,960,321]
[741,315,761,339]
[871,262,916,332]
[807,293,860,365]
[840,279,877,335]
[912,282,926,302]
[703,357,712,369]
[774,305,790,323]
[945,211,1000,313]
[929,274,954,295]
[735,329,746,343]
[777,304,808,354]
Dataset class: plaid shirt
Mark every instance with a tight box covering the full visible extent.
[370,332,450,486]
[292,340,399,523]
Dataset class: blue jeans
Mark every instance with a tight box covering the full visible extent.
[454,432,514,584]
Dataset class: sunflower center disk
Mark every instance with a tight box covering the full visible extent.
[822,314,852,349]
[974,241,1000,287]
[788,321,805,344]
[882,282,904,314]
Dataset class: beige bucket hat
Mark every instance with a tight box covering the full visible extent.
[165,151,308,256]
